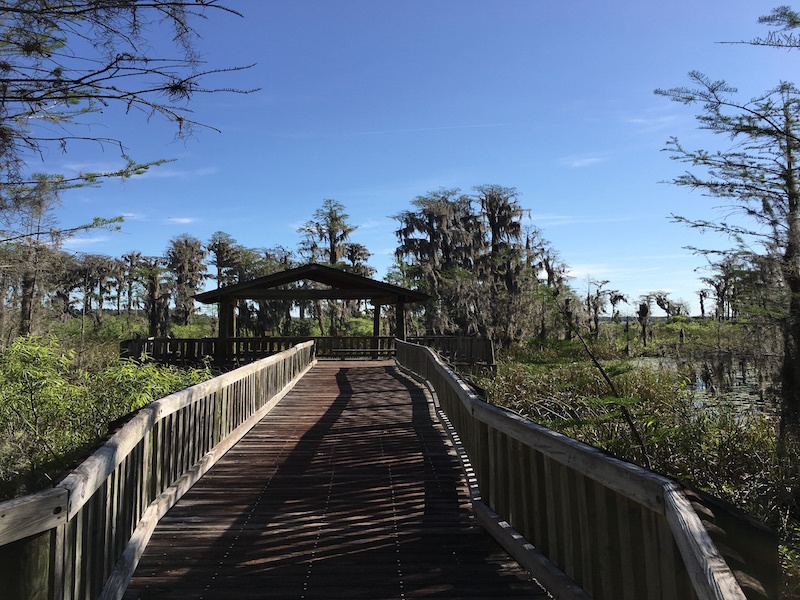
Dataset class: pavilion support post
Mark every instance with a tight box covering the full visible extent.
[396,299,406,341]
[217,297,236,365]
[372,303,381,337]
[371,303,381,359]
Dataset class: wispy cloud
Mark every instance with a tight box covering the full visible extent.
[527,213,639,227]
[142,166,218,180]
[121,212,145,221]
[357,217,392,230]
[55,160,218,183]
[353,123,505,136]
[627,252,695,261]
[624,105,685,134]
[559,154,609,168]
[60,160,128,175]
[626,115,679,131]
[62,236,110,248]
[165,217,197,225]
[329,171,473,203]
[567,263,662,281]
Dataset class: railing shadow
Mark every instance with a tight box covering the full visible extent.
[124,363,541,599]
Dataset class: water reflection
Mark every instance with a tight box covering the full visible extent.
[636,355,780,418]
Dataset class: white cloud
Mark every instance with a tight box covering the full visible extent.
[166,217,196,225]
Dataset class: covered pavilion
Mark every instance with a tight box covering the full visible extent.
[193,263,429,361]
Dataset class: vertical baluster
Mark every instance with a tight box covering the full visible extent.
[507,437,522,530]
[104,470,117,581]
[542,455,560,565]
[160,416,171,491]
[494,429,509,517]
[574,471,594,595]
[601,485,623,598]
[559,463,575,580]
[657,513,681,600]
[62,516,77,600]
[52,524,65,600]
[616,495,638,599]
[529,448,547,556]
[641,508,663,599]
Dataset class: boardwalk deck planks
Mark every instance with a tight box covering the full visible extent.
[123,362,547,599]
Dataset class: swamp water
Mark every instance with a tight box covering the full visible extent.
[636,354,781,418]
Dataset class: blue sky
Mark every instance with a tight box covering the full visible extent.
[45,1,796,316]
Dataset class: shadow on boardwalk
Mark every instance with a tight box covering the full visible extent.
[124,361,547,599]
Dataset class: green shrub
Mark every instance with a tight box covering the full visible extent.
[0,337,85,495]
[345,315,374,336]
[289,318,320,336]
[89,359,211,421]
[168,313,216,339]
[0,336,212,500]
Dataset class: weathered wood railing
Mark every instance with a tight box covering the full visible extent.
[120,336,396,364]
[0,341,315,600]
[396,339,750,600]
[407,335,495,371]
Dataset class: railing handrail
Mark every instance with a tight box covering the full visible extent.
[120,335,396,346]
[0,340,316,600]
[396,339,746,600]
[119,335,397,364]
[60,342,313,522]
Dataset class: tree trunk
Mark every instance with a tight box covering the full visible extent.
[18,272,34,336]
[780,240,800,433]
[780,125,800,435]
[315,299,326,336]
[779,311,800,433]
[147,302,159,337]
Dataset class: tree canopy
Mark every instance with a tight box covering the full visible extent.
[657,9,800,433]
[0,1,255,202]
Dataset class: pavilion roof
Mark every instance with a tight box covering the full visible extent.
[194,263,429,306]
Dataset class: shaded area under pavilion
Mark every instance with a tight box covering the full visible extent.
[193,263,429,363]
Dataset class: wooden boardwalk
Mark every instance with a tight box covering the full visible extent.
[123,361,547,599]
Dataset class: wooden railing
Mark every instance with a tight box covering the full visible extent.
[313,335,395,358]
[0,341,315,600]
[407,335,495,371]
[119,335,497,368]
[396,340,749,600]
[120,336,396,364]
